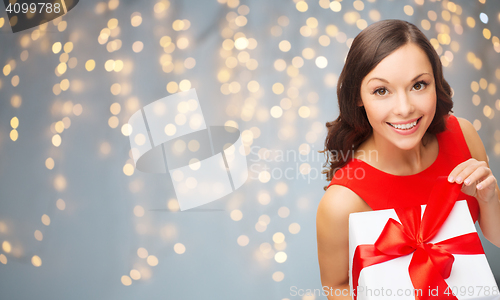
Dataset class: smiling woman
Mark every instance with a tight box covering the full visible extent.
[317,19,500,300]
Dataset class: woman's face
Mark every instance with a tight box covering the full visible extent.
[359,43,437,150]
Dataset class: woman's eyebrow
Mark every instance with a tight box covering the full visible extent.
[366,72,432,84]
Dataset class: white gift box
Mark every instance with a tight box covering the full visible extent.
[349,200,499,300]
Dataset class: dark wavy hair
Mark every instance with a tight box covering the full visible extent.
[321,19,453,190]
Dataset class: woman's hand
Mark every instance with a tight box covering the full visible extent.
[448,158,498,203]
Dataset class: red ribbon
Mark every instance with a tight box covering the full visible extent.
[352,177,485,300]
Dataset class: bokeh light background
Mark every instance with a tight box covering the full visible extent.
[1,0,500,299]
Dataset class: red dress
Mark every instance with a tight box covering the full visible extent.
[327,114,480,223]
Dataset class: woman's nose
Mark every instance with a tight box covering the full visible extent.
[393,92,414,116]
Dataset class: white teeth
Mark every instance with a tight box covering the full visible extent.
[389,119,418,130]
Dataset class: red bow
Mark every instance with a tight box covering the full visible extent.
[352,177,485,300]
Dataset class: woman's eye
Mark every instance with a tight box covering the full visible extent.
[375,88,388,96]
[413,82,426,91]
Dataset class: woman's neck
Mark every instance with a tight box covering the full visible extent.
[355,132,437,176]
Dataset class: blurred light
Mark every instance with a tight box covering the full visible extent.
[278,206,290,218]
[273,232,285,243]
[11,95,22,108]
[177,37,189,49]
[344,11,360,24]
[130,269,141,280]
[356,19,368,30]
[467,17,475,28]
[34,230,43,241]
[110,103,121,115]
[330,1,341,12]
[484,105,494,119]
[489,83,497,95]
[472,95,480,106]
[278,15,289,27]
[278,40,291,52]
[167,199,180,211]
[274,59,286,71]
[52,42,62,54]
[108,116,119,128]
[52,134,62,147]
[31,255,42,267]
[306,17,318,28]
[275,182,288,195]
[230,209,243,221]
[132,41,144,53]
[258,191,271,205]
[2,241,11,253]
[121,276,132,286]
[137,247,148,258]
[41,214,51,226]
[483,28,491,40]
[131,13,142,27]
[296,1,308,12]
[235,16,247,27]
[369,9,381,21]
[404,5,414,16]
[164,124,177,136]
[473,119,481,131]
[289,223,301,234]
[11,75,19,87]
[184,57,196,69]
[272,271,284,282]
[10,117,19,129]
[63,42,73,53]
[147,255,158,266]
[480,13,488,24]
[270,106,283,119]
[174,243,186,254]
[259,214,271,225]
[45,157,55,170]
[237,235,249,246]
[272,83,284,94]
[134,205,145,217]
[288,59,302,71]
[315,56,328,68]
[480,78,487,90]
[353,0,364,10]
[10,129,18,141]
[108,18,118,29]
[123,164,134,176]
[302,48,315,60]
[275,252,287,263]
[56,198,66,210]
[319,35,331,47]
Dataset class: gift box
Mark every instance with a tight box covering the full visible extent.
[348,178,500,300]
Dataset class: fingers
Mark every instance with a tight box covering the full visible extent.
[448,159,488,184]
[476,175,497,190]
[463,164,490,185]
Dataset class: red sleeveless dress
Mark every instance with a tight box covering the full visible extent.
[327,114,480,223]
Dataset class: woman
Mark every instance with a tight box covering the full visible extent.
[317,19,500,299]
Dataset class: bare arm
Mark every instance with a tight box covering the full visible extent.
[457,117,500,247]
[316,185,372,300]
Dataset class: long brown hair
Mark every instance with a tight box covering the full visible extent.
[321,19,453,190]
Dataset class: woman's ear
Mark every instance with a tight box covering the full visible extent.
[356,99,363,107]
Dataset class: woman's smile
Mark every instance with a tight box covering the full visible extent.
[387,116,423,135]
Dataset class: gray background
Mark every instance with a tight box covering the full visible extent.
[0,0,499,299]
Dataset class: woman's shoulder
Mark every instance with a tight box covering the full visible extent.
[455,116,488,162]
[318,185,371,222]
